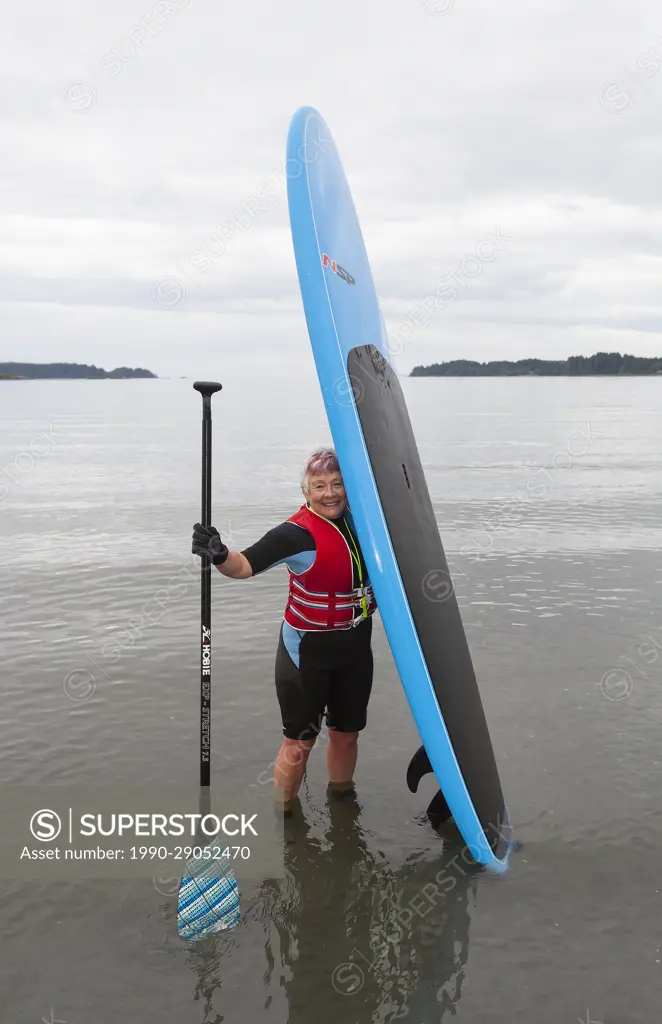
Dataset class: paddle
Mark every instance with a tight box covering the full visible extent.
[193,380,222,788]
[177,381,240,939]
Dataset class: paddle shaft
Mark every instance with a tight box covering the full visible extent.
[193,381,222,788]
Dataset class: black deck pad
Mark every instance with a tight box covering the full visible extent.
[348,344,508,859]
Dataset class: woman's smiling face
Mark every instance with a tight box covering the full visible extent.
[305,471,347,519]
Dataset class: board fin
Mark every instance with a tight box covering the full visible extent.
[407,744,452,825]
[406,743,433,793]
[426,788,452,826]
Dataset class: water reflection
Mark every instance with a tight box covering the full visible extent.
[257,795,478,1022]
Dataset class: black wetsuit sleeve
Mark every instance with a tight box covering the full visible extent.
[241,522,315,576]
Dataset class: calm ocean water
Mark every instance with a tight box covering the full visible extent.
[1,374,661,1023]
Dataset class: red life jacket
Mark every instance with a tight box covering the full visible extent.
[284,504,377,631]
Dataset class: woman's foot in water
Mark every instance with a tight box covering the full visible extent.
[326,779,357,801]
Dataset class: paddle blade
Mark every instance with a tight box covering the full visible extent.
[177,854,240,940]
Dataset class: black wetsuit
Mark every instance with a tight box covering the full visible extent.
[242,511,374,741]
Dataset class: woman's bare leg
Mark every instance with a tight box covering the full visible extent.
[274,737,316,811]
[326,729,359,791]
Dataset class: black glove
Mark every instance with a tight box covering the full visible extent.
[192,522,229,565]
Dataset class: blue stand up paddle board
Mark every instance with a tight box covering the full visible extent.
[286,107,511,871]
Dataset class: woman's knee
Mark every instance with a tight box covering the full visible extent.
[328,729,358,749]
[281,737,316,766]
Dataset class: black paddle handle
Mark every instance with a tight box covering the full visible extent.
[193,381,222,788]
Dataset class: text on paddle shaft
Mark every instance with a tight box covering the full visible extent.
[202,625,211,676]
[201,624,211,762]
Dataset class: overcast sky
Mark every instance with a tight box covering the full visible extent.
[2,0,662,377]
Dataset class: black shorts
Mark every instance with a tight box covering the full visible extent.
[274,617,374,740]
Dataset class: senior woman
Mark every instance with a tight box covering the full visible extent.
[192,447,377,814]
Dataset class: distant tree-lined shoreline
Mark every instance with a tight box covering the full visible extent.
[410,353,662,377]
[0,362,156,380]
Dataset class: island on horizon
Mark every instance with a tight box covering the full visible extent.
[410,352,662,377]
[0,362,157,380]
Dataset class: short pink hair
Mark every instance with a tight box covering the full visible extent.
[301,447,341,493]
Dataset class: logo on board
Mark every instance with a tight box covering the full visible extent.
[322,253,355,286]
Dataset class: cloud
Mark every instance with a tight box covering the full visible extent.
[2,0,662,375]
